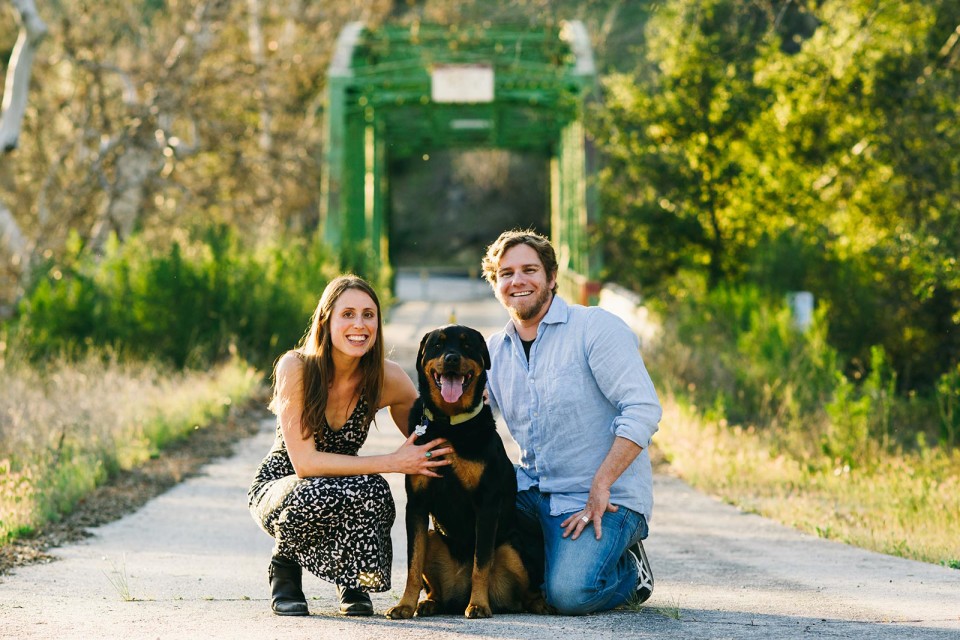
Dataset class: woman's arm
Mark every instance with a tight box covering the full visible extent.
[381,359,418,436]
[275,353,446,478]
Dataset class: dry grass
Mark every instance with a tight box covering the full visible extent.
[0,354,261,543]
[656,394,960,568]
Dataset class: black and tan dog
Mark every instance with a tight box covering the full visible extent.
[386,325,547,619]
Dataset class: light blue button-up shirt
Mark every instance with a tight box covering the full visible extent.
[486,295,662,522]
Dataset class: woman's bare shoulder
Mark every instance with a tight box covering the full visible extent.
[275,350,305,378]
[382,359,417,400]
[383,358,411,380]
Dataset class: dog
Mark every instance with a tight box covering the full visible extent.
[385,325,548,619]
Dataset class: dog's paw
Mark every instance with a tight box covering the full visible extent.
[414,598,439,617]
[465,603,493,618]
[385,604,415,619]
[525,594,554,615]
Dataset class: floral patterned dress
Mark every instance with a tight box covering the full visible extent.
[248,395,394,591]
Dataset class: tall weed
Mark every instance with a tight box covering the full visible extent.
[824,346,897,468]
[0,354,260,543]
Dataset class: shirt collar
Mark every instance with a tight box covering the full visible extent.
[501,294,569,342]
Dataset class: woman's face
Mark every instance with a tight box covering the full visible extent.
[328,288,379,359]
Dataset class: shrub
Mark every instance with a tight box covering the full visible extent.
[936,364,960,447]
[9,226,336,371]
[652,282,839,432]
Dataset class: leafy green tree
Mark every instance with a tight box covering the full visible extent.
[743,0,960,388]
[594,0,959,390]
[594,0,783,290]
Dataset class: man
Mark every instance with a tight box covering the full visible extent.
[481,229,661,615]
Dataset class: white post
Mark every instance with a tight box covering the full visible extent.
[787,291,814,331]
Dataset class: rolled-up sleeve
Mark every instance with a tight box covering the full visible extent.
[586,310,662,449]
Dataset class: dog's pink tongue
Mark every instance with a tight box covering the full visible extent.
[440,374,465,403]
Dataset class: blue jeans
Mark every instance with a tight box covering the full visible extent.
[515,487,648,615]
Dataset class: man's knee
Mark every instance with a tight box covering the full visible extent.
[543,579,599,616]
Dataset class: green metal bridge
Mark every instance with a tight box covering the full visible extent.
[321,21,601,302]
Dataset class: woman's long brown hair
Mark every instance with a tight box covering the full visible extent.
[278,275,384,442]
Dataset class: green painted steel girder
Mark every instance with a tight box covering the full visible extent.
[321,21,601,301]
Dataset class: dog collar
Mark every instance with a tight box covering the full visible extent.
[422,403,484,426]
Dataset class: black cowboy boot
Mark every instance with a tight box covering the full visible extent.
[269,555,309,616]
[337,585,373,616]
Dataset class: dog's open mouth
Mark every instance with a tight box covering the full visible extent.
[432,371,475,404]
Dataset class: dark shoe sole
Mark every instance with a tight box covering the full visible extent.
[634,586,653,605]
[338,586,373,616]
[341,607,374,616]
[273,607,309,616]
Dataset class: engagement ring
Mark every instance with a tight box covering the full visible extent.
[424,451,432,459]
[580,515,589,524]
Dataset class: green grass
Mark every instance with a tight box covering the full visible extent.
[0,354,262,545]
[103,555,134,601]
[655,394,960,567]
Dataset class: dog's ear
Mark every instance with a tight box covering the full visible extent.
[479,334,491,371]
[416,332,431,374]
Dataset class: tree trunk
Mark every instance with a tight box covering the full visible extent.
[0,0,48,153]
[89,120,158,251]
[247,0,273,151]
[87,0,231,252]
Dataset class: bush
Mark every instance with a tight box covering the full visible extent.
[9,226,336,371]
[649,281,931,469]
[936,364,960,448]
[652,281,839,431]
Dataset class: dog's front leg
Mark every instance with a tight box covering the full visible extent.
[465,500,500,618]
[385,484,430,619]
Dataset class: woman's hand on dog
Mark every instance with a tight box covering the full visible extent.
[392,432,452,477]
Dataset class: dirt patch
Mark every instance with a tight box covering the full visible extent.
[0,401,271,576]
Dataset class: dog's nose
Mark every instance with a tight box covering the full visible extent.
[443,352,461,366]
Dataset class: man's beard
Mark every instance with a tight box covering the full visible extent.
[508,287,552,321]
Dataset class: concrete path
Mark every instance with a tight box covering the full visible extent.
[2,276,959,639]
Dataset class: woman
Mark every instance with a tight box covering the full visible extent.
[248,275,450,617]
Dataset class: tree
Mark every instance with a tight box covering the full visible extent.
[0,0,46,294]
[0,0,387,311]
[593,0,960,389]
[0,0,45,152]
[594,0,783,290]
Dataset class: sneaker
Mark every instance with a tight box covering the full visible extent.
[626,540,654,604]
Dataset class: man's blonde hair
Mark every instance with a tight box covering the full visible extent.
[481,229,559,294]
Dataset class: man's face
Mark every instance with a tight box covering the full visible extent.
[494,243,556,323]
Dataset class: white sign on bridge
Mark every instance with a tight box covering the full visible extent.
[431,64,494,103]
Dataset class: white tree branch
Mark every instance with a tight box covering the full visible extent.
[0,0,49,153]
